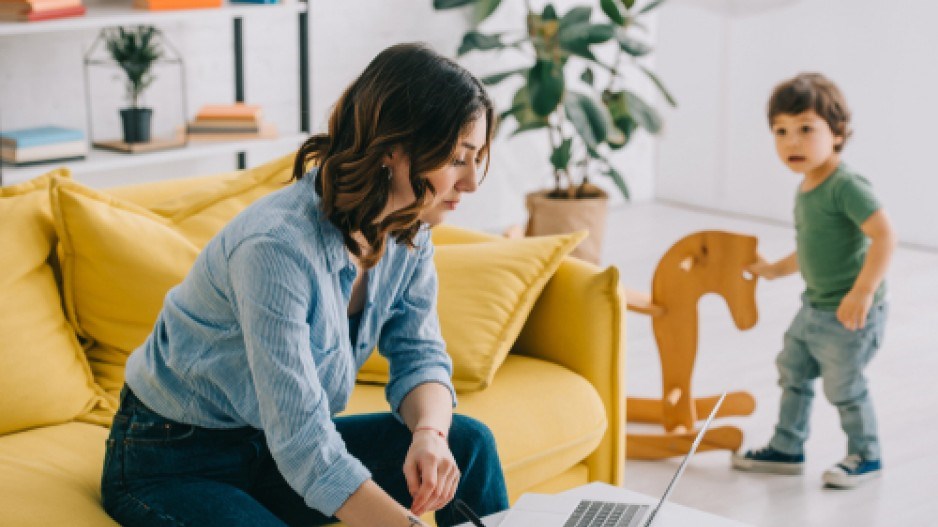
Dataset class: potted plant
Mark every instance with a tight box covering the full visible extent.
[103,25,163,144]
[434,0,675,262]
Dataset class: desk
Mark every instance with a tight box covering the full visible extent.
[459,482,752,527]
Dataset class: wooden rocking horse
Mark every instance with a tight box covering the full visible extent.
[624,230,760,460]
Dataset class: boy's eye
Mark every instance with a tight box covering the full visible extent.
[774,129,786,136]
[452,158,467,166]
[801,125,813,133]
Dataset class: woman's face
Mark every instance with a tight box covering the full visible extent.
[385,115,488,227]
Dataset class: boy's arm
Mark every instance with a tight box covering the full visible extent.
[749,251,799,280]
[837,209,896,330]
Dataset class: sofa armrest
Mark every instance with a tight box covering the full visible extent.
[513,257,626,486]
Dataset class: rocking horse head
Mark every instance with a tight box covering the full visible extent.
[652,230,759,330]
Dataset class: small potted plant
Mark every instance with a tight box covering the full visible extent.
[103,25,163,144]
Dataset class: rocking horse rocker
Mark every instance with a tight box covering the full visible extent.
[625,230,760,460]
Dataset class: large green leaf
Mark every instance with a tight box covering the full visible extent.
[604,164,631,199]
[481,68,528,85]
[603,90,662,134]
[639,0,667,14]
[542,3,559,21]
[507,86,550,136]
[550,138,573,171]
[601,0,625,25]
[564,91,610,148]
[433,0,476,9]
[558,23,614,61]
[458,31,504,56]
[560,6,593,30]
[616,27,652,56]
[640,65,677,107]
[473,0,502,23]
[528,59,565,116]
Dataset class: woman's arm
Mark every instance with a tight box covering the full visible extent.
[837,209,896,330]
[335,481,429,527]
[399,382,458,516]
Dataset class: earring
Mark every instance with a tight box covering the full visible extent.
[383,165,393,181]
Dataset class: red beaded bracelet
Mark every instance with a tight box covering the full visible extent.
[413,426,448,440]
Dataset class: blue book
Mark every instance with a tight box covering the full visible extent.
[0,126,85,148]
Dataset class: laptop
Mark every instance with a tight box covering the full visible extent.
[499,392,727,527]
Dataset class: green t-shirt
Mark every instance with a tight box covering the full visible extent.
[794,163,885,310]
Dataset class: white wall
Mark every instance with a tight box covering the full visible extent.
[0,0,662,232]
[655,0,938,248]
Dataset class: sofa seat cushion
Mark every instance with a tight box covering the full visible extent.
[343,354,607,494]
[0,422,117,526]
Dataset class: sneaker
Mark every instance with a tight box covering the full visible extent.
[731,445,805,475]
[822,454,882,488]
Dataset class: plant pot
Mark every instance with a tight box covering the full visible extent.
[119,107,153,144]
[525,189,608,264]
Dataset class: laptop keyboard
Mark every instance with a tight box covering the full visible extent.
[562,500,649,527]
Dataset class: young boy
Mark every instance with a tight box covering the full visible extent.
[731,73,896,488]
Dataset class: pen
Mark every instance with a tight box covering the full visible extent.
[454,498,486,527]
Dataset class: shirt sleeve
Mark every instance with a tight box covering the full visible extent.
[837,175,882,226]
[377,232,457,420]
[228,235,370,517]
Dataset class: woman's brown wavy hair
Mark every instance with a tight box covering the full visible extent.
[292,42,495,269]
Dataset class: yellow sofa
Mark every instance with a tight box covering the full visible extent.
[0,157,626,526]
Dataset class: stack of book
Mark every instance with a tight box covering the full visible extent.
[133,0,220,11]
[0,0,85,22]
[0,126,87,166]
[186,103,277,142]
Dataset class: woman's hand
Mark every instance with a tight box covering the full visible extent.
[404,429,460,516]
[837,289,873,331]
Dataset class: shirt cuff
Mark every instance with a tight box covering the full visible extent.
[303,452,372,517]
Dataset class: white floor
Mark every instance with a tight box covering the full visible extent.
[600,202,938,527]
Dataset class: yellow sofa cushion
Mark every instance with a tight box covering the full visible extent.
[0,422,116,526]
[0,172,103,436]
[52,155,293,400]
[358,232,586,392]
[345,354,606,495]
[109,153,293,247]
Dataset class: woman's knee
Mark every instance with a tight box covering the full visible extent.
[449,415,498,457]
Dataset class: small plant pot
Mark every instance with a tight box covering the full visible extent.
[525,189,609,264]
[119,107,153,144]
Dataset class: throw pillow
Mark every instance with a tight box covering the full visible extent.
[356,231,586,392]
[0,171,104,435]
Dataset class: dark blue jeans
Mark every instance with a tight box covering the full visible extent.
[102,387,509,526]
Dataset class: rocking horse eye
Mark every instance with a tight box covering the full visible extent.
[742,270,754,281]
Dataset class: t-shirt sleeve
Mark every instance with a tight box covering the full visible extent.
[837,175,882,226]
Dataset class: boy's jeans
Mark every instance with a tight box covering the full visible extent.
[769,297,887,461]
[102,386,509,527]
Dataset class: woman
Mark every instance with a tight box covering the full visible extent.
[101,42,509,527]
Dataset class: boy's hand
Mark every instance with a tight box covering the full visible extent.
[837,289,873,331]
[747,254,777,280]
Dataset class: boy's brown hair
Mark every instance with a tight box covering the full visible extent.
[767,73,852,152]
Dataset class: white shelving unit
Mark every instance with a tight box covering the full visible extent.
[0,1,311,187]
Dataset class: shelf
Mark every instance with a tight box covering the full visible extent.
[1,132,308,186]
[0,1,307,37]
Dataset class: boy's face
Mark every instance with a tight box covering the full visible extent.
[771,110,843,175]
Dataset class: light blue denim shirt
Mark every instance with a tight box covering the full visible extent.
[124,171,455,516]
